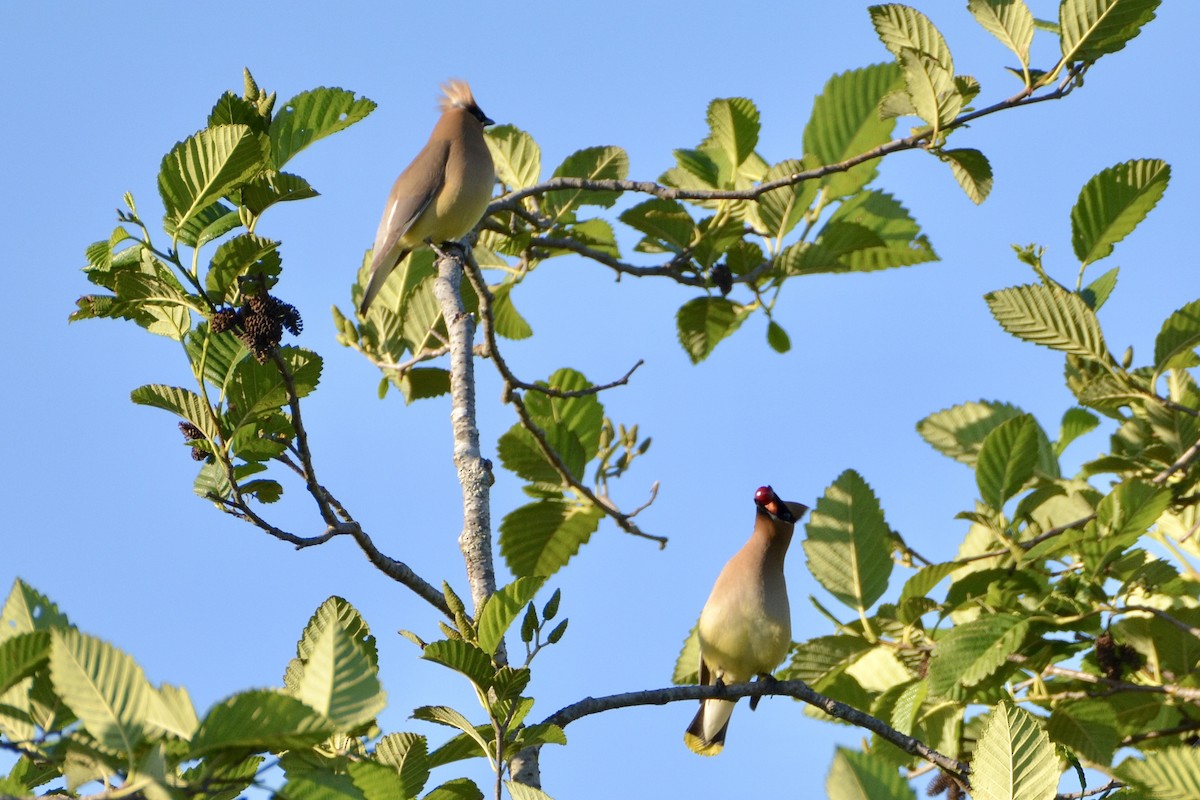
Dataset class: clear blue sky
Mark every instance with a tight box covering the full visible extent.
[2,2,1196,797]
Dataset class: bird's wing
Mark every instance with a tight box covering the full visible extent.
[368,139,451,273]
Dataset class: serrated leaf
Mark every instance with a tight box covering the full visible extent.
[825,746,916,800]
[804,64,901,200]
[280,770,363,800]
[1060,0,1161,64]
[543,146,629,220]
[270,87,376,169]
[165,201,241,249]
[826,190,936,271]
[973,702,1058,800]
[239,171,319,216]
[1096,479,1170,540]
[398,368,451,404]
[290,609,385,730]
[158,125,269,235]
[422,640,496,692]
[673,626,701,685]
[941,148,993,204]
[49,630,150,753]
[486,125,541,189]
[766,320,791,353]
[803,469,893,612]
[752,158,818,239]
[1056,407,1100,456]
[423,778,482,800]
[190,690,335,756]
[1115,746,1200,800]
[347,761,407,800]
[976,414,1039,509]
[499,501,603,578]
[676,296,748,364]
[619,198,696,254]
[706,97,759,169]
[413,706,492,762]
[206,234,281,302]
[1071,159,1169,266]
[145,683,199,741]
[1154,298,1200,375]
[477,577,547,656]
[986,283,1107,360]
[1047,700,1118,765]
[917,400,1029,467]
[870,4,954,72]
[491,284,533,340]
[1,580,71,640]
[374,732,431,799]
[969,0,1035,67]
[898,561,958,602]
[0,632,50,697]
[928,615,1027,697]
[786,635,876,685]
[506,782,554,800]
[131,384,219,441]
[896,48,960,131]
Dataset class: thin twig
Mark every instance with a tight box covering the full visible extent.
[1153,437,1200,484]
[539,680,969,780]
[1056,781,1124,800]
[463,252,667,548]
[1012,656,1200,702]
[954,513,1097,565]
[513,359,645,398]
[1115,604,1200,640]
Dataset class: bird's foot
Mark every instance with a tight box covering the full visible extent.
[749,673,778,711]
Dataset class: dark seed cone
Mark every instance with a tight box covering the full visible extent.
[178,421,203,441]
[710,263,733,296]
[927,772,949,797]
[211,308,239,334]
[235,291,303,363]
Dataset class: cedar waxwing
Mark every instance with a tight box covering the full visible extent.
[359,80,496,314]
[684,485,808,756]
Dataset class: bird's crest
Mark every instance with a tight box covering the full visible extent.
[439,80,479,112]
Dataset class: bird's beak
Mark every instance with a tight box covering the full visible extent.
[755,487,796,523]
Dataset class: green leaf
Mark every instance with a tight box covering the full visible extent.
[490,284,533,340]
[1096,479,1170,540]
[1055,407,1100,456]
[898,561,958,603]
[802,469,893,612]
[280,770,364,800]
[347,761,407,800]
[752,158,818,239]
[976,414,1039,509]
[927,615,1027,697]
[0,632,50,696]
[506,782,555,800]
[374,732,431,799]
[917,400,1026,466]
[870,4,954,72]
[766,320,791,353]
[706,97,760,169]
[500,500,603,578]
[422,640,496,692]
[786,635,875,685]
[1,580,71,639]
[969,0,1035,67]
[1154,298,1200,375]
[165,201,241,249]
[1047,700,1118,765]
[941,148,993,204]
[825,746,916,800]
[673,626,701,685]
[1060,0,1161,64]
[803,63,901,199]
[477,577,547,656]
[49,630,150,753]
[1115,746,1200,800]
[1081,265,1119,310]
[1071,159,1169,266]
[896,48,960,131]
[289,606,386,730]
[190,690,335,756]
[973,702,1058,800]
[619,198,697,254]
[423,778,483,800]
[239,171,319,216]
[676,296,748,364]
[158,125,269,235]
[399,368,451,404]
[270,87,376,169]
[208,91,268,134]
[543,146,629,219]
[412,706,492,762]
[485,125,541,189]
[145,683,199,741]
[188,324,249,393]
[986,283,1107,360]
[826,190,936,271]
[206,234,281,303]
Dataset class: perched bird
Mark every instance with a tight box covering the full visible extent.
[359,80,496,314]
[684,485,808,756]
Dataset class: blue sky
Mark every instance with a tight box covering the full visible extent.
[2,2,1197,797]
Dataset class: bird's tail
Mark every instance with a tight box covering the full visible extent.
[684,698,736,756]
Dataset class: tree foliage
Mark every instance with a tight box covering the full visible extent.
[6,2,1195,799]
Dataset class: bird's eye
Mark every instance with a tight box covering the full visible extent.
[754,486,774,504]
